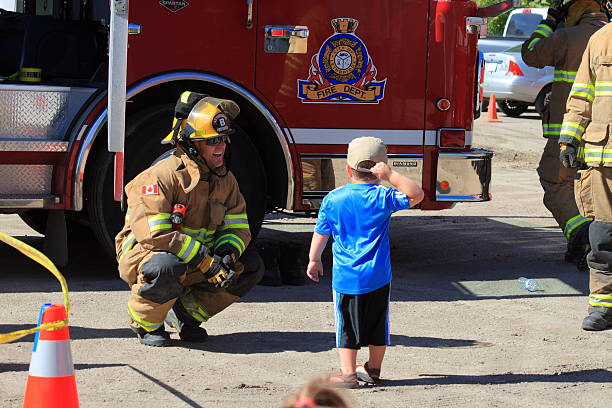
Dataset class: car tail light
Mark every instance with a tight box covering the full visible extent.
[507,60,524,76]
[522,8,532,13]
[438,129,466,148]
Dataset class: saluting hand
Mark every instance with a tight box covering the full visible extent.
[370,162,392,181]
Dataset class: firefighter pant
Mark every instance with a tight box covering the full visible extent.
[127,246,264,332]
[575,167,612,309]
[537,137,591,242]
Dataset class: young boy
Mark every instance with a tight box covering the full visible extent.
[306,137,424,388]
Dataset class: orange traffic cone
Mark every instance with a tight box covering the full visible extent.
[23,304,79,408]
[483,93,502,122]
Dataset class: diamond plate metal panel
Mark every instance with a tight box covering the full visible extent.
[0,165,52,194]
[0,141,68,152]
[0,88,69,139]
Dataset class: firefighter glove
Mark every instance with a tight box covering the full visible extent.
[560,144,579,168]
[214,243,238,269]
[547,0,568,24]
[202,254,236,287]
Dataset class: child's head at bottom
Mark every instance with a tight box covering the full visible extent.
[281,379,356,408]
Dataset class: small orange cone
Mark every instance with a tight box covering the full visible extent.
[483,93,502,122]
[23,304,79,408]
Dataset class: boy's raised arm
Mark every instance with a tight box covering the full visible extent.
[371,162,424,207]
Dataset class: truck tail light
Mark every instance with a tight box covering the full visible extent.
[438,129,466,148]
[507,60,524,76]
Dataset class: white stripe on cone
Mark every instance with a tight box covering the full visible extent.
[29,340,74,377]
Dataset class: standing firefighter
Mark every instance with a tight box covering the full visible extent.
[559,1,612,331]
[115,92,264,346]
[521,0,608,270]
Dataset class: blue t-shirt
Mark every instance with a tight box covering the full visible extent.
[314,183,410,294]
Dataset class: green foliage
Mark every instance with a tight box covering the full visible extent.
[475,0,550,35]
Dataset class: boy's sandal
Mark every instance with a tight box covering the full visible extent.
[356,362,381,383]
[327,372,359,389]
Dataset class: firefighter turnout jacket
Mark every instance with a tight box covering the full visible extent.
[560,22,612,311]
[560,22,612,165]
[522,13,607,139]
[521,13,607,244]
[115,147,251,330]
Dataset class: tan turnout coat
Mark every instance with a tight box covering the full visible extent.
[116,148,251,285]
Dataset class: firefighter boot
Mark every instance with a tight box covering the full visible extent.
[165,304,208,342]
[130,323,171,347]
[581,306,612,331]
[256,241,282,286]
[278,242,306,286]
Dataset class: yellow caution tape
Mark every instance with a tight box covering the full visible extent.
[0,231,70,344]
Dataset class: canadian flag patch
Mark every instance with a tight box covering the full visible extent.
[141,184,159,196]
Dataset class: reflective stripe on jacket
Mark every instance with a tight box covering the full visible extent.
[115,147,251,283]
[521,14,607,139]
[560,23,612,167]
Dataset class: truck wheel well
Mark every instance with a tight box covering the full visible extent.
[113,79,289,211]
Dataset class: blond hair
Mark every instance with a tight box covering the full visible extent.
[281,379,355,408]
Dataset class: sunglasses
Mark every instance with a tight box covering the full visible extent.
[203,135,230,146]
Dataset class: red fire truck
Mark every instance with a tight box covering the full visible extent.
[0,0,517,263]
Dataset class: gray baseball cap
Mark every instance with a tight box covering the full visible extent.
[347,137,387,172]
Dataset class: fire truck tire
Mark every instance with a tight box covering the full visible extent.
[86,105,175,259]
[86,106,267,259]
[227,123,267,239]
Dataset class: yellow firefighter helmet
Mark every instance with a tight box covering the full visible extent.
[162,96,240,144]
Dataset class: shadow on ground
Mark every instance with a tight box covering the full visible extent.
[379,368,612,386]
[0,325,134,344]
[0,216,588,302]
[0,326,489,353]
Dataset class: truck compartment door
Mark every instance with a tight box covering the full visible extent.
[255,1,429,139]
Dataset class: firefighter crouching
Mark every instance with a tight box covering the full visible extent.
[521,0,608,271]
[115,92,264,346]
[559,0,612,331]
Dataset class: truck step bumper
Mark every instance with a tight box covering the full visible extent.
[436,149,492,202]
[0,195,60,209]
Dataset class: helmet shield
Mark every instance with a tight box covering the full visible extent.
[162,97,240,144]
[184,97,239,141]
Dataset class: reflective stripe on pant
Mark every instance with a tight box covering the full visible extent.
[537,137,583,241]
[128,246,264,329]
[128,252,187,330]
[576,167,612,307]
[588,221,612,303]
[177,245,265,322]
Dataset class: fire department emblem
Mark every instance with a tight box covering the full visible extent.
[298,18,386,103]
[159,0,189,13]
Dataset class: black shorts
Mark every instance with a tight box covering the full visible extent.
[333,284,390,349]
